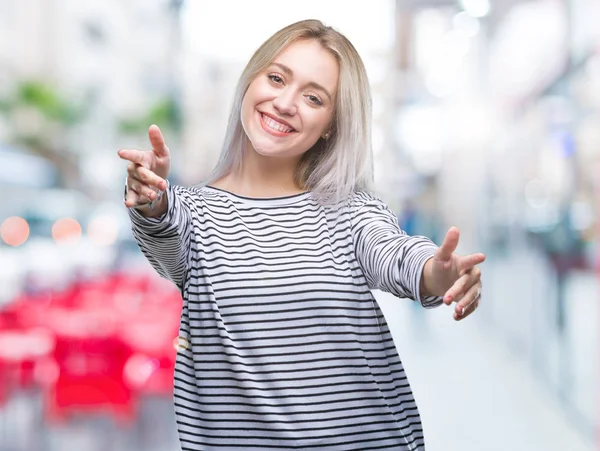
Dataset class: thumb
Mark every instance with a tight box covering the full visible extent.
[435,226,460,261]
[148,124,170,158]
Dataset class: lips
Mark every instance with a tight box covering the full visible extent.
[259,112,296,135]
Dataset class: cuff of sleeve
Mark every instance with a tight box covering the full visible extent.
[127,181,178,234]
[411,242,444,309]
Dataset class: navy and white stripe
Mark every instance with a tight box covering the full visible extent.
[129,184,442,450]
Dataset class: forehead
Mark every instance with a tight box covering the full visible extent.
[272,40,339,93]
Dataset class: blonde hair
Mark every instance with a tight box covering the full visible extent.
[206,19,374,204]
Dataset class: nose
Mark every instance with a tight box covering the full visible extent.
[272,88,297,116]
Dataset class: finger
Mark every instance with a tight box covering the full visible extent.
[128,178,159,201]
[454,297,479,321]
[457,252,486,274]
[118,148,148,167]
[444,266,481,304]
[124,184,149,208]
[442,272,470,305]
[148,124,170,158]
[435,226,460,262]
[133,166,167,191]
[454,283,482,320]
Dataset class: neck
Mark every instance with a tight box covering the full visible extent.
[215,142,305,198]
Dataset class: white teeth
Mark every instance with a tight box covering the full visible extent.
[262,114,293,133]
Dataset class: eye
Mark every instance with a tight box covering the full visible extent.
[306,94,323,106]
[267,73,284,84]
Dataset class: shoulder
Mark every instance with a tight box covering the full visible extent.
[169,184,236,214]
[171,184,223,201]
[348,190,392,213]
[346,190,400,229]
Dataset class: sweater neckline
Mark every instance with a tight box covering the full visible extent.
[203,185,312,206]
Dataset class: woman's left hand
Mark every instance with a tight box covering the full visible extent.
[422,226,485,321]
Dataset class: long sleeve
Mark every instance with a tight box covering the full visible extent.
[128,183,194,290]
[351,195,443,308]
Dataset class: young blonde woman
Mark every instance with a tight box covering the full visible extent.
[119,19,484,451]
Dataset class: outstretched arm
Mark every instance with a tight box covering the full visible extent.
[352,197,443,309]
[118,125,193,290]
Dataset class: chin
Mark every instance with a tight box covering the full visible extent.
[247,137,296,159]
[246,131,317,161]
[252,145,295,159]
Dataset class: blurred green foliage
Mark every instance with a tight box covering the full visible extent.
[0,80,88,187]
[18,81,84,125]
[0,80,86,125]
[118,96,181,135]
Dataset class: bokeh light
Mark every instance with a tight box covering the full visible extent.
[51,218,82,244]
[87,215,119,247]
[0,216,30,246]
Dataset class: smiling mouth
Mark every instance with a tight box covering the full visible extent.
[259,113,296,135]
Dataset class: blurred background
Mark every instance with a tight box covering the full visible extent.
[0,0,598,450]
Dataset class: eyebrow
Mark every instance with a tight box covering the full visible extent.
[270,62,333,102]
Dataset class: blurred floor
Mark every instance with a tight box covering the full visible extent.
[377,284,595,451]
[0,394,181,451]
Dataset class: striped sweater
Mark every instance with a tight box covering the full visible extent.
[128,184,443,450]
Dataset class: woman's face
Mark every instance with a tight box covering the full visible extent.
[241,39,339,161]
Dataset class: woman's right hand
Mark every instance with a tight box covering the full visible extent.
[118,124,171,213]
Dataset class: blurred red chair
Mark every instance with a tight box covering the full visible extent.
[124,352,176,396]
[120,306,180,397]
[44,307,135,425]
[37,269,182,424]
[0,305,55,393]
